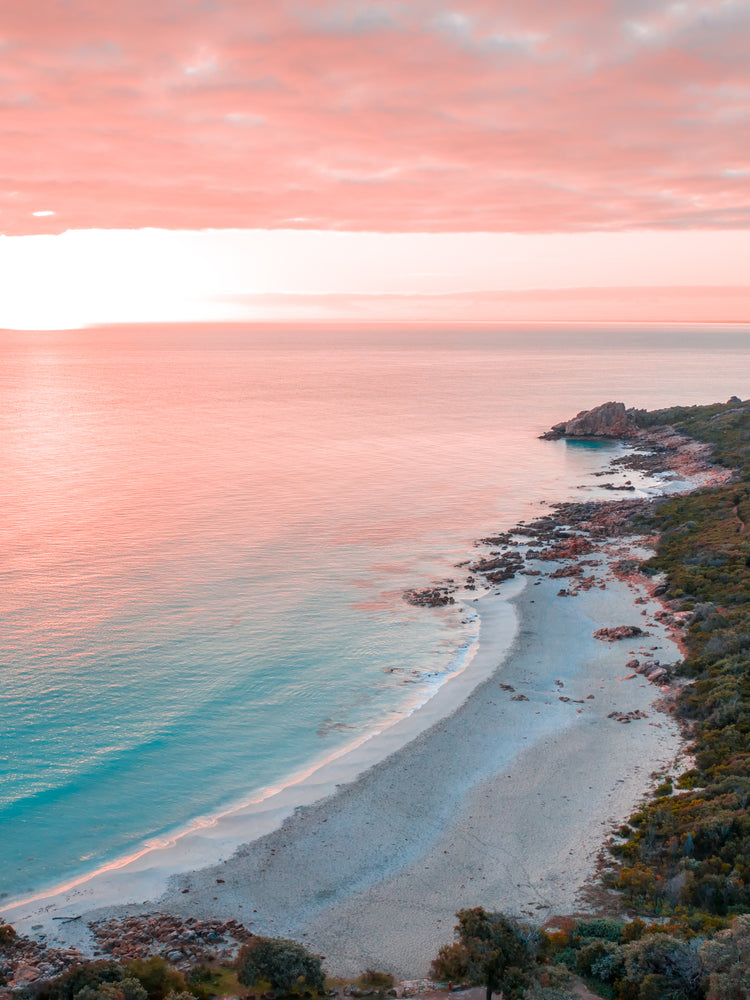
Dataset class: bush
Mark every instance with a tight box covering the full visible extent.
[123,959,187,1000]
[574,939,625,983]
[700,913,750,1000]
[621,920,647,943]
[623,934,704,999]
[34,962,125,1000]
[572,918,623,943]
[75,980,148,1000]
[575,940,612,976]
[236,937,325,997]
[0,924,17,947]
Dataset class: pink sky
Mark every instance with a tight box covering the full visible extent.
[2,0,750,325]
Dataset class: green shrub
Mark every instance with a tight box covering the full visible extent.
[123,959,187,1000]
[34,962,125,1000]
[572,918,623,943]
[236,937,325,997]
[75,979,148,1000]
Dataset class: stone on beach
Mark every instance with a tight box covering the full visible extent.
[593,625,645,641]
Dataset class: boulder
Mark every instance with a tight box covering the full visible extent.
[541,401,638,439]
[593,625,644,641]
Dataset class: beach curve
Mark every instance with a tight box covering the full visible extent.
[4,523,688,978]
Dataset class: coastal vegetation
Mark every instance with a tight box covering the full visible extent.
[235,937,325,997]
[16,911,750,1000]
[431,908,536,1000]
[607,399,750,919]
[28,957,189,1000]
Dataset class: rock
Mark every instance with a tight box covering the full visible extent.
[533,535,595,560]
[593,625,644,641]
[471,554,522,574]
[608,708,648,723]
[11,961,41,985]
[550,563,584,578]
[403,587,455,607]
[626,658,640,669]
[541,401,638,440]
[482,569,513,584]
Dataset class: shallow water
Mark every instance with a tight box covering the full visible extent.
[1,322,748,902]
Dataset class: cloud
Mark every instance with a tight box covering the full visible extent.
[1,0,749,235]
[213,285,750,324]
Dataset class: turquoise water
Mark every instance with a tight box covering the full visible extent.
[1,323,749,903]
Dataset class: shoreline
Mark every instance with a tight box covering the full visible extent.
[1,589,523,927]
[2,424,730,982]
[11,535,688,977]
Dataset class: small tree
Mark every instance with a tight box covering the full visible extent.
[236,936,325,997]
[431,908,536,1000]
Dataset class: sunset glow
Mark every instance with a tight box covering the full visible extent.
[2,0,750,325]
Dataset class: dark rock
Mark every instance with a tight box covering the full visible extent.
[403,588,455,607]
[550,563,584,578]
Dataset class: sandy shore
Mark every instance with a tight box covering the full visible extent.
[5,524,687,978]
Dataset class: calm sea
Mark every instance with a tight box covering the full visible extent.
[1,323,749,903]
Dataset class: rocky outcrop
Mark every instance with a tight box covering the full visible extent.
[0,925,83,994]
[403,587,455,607]
[0,915,255,994]
[89,914,253,965]
[593,625,644,641]
[541,401,640,440]
[528,535,595,561]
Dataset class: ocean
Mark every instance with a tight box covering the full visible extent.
[1,322,748,904]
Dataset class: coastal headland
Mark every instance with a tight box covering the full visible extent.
[1,401,736,987]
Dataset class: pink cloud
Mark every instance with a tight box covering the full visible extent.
[2,0,749,235]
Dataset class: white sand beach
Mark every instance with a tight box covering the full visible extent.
[4,523,688,979]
